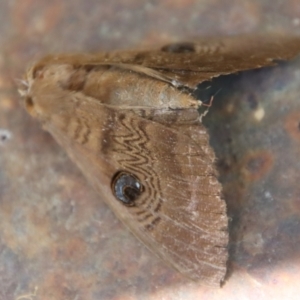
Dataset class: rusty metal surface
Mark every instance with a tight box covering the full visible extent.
[1,1,300,299]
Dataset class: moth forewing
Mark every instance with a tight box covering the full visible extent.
[19,35,300,285]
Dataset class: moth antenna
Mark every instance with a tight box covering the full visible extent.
[198,88,222,121]
[14,78,29,88]
[202,87,222,107]
[15,78,30,96]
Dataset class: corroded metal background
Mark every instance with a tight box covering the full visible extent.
[1,1,300,299]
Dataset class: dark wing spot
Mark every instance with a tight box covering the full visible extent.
[112,171,144,206]
[161,42,196,53]
[145,217,161,231]
[134,52,147,63]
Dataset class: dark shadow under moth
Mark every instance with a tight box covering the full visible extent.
[18,35,300,286]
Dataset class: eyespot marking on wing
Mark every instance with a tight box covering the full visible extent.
[112,171,144,206]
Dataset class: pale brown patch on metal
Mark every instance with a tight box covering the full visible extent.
[284,110,300,142]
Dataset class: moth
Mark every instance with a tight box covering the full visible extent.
[18,35,300,286]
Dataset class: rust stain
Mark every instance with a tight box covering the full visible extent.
[240,150,274,182]
[12,0,64,35]
[38,270,97,300]
[50,237,87,263]
[284,110,300,142]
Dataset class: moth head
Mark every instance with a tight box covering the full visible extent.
[17,64,53,119]
[111,171,144,206]
[18,62,77,120]
[17,65,38,117]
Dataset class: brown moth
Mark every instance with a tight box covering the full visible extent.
[18,35,300,286]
